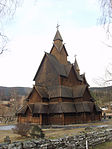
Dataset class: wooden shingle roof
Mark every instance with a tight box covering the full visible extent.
[34,52,84,82]
[75,103,84,113]
[73,85,87,98]
[46,53,67,77]
[49,104,62,113]
[17,102,96,115]
[49,103,77,113]
[48,85,87,99]
[61,103,76,113]
[53,29,63,41]
[74,102,95,113]
[48,86,73,98]
[35,86,48,98]
[33,104,48,114]
[17,105,27,114]
[27,85,87,100]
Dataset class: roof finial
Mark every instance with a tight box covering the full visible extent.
[56,24,60,30]
[74,54,77,59]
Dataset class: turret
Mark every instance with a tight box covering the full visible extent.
[50,25,68,65]
[74,55,80,75]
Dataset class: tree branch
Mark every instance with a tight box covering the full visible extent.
[0,32,8,55]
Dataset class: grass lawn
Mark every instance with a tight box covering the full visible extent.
[92,141,112,149]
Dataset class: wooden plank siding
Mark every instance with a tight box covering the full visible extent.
[49,114,63,125]
[61,68,81,87]
[29,89,42,104]
[50,42,68,65]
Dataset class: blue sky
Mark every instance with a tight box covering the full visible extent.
[0,0,111,87]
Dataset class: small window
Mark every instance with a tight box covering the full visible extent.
[22,114,26,117]
[33,114,40,117]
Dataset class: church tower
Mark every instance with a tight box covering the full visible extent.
[50,26,68,65]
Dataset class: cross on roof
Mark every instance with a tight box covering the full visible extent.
[56,24,60,30]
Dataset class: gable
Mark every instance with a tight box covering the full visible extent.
[83,88,92,101]
[17,105,27,115]
[68,67,80,85]
[50,44,68,65]
[34,54,59,87]
[34,53,69,87]
[61,66,81,87]
[80,74,89,86]
[26,104,33,115]
[28,87,42,103]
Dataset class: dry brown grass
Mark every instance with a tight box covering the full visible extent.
[43,127,85,139]
[0,127,84,143]
[0,119,112,143]
[0,130,19,143]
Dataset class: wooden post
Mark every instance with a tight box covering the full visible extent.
[40,114,42,125]
[62,113,64,125]
[59,97,62,102]
[86,139,88,149]
[59,76,61,85]
[58,76,62,102]
[84,113,86,122]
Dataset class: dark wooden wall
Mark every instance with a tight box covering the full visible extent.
[61,68,81,87]
[51,41,68,65]
[29,89,42,104]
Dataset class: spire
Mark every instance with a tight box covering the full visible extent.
[74,55,80,74]
[53,24,63,41]
[50,25,68,65]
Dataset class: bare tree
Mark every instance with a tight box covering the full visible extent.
[0,0,22,18]
[99,0,112,86]
[94,64,112,87]
[0,0,22,54]
[0,33,8,54]
[99,0,112,33]
[104,64,112,85]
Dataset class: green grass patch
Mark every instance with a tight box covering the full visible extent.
[92,141,112,149]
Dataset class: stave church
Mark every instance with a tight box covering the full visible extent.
[17,27,102,125]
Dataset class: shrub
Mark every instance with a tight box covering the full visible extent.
[12,123,31,137]
[30,125,45,139]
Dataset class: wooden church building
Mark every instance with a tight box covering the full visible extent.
[17,27,102,125]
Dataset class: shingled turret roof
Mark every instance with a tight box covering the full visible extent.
[53,29,63,41]
[74,57,80,73]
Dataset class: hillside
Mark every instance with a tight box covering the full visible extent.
[90,86,112,92]
[0,86,112,106]
[90,86,112,106]
[0,86,32,101]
